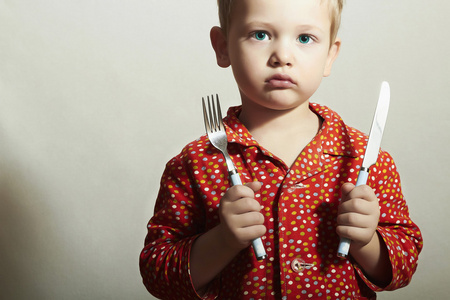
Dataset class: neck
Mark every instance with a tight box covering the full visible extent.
[238,101,322,168]
[239,101,317,137]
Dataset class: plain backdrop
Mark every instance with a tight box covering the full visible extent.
[1,1,448,299]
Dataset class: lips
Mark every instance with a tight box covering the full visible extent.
[265,74,296,88]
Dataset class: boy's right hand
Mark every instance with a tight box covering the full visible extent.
[218,181,266,252]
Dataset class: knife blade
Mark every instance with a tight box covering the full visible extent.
[337,81,391,258]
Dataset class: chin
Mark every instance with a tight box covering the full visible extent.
[240,88,311,110]
[264,93,309,109]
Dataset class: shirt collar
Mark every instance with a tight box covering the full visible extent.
[223,106,260,147]
[223,103,361,158]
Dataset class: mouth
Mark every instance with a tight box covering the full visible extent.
[265,74,296,88]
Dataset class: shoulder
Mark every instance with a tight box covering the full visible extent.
[374,149,399,175]
[161,134,219,181]
[166,134,210,165]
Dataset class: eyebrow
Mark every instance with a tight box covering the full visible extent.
[245,21,326,34]
[244,21,274,29]
[295,24,326,34]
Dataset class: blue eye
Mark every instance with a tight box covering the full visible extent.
[254,32,267,41]
[298,35,311,44]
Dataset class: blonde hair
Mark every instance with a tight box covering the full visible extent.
[217,0,344,45]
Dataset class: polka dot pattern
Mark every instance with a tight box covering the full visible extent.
[140,103,423,299]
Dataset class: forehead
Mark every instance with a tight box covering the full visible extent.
[230,0,332,31]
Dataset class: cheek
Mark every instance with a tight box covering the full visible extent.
[231,63,255,88]
[232,50,255,68]
[230,52,263,81]
[304,53,330,76]
[230,43,266,66]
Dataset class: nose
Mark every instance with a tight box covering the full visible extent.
[269,40,293,67]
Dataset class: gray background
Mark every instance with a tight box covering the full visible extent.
[0,0,448,299]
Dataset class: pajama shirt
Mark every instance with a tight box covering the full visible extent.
[140,103,423,299]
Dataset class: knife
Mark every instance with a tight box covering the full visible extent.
[337,81,391,258]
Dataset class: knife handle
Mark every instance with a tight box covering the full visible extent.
[355,168,369,187]
[337,168,370,258]
[228,169,267,260]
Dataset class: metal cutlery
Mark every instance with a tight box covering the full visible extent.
[202,94,267,261]
[337,81,391,258]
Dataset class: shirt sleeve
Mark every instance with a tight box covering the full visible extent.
[354,150,423,291]
[139,153,220,300]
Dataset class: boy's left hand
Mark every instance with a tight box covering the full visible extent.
[336,182,380,247]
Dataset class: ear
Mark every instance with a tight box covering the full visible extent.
[323,37,341,77]
[210,26,231,68]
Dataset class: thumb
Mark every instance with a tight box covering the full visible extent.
[340,182,355,201]
[245,181,262,193]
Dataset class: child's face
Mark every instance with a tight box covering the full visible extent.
[213,0,340,111]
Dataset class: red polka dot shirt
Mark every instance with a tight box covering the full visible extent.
[140,103,423,299]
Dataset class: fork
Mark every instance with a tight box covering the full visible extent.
[202,94,267,261]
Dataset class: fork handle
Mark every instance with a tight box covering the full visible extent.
[252,238,267,261]
[229,171,242,186]
[229,170,267,260]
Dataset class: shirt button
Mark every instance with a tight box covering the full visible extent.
[291,258,305,273]
[291,258,314,273]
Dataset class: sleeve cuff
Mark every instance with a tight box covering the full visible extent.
[352,228,395,292]
[187,235,221,300]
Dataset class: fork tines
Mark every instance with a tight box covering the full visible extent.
[202,94,223,133]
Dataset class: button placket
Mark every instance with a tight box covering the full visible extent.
[287,182,309,193]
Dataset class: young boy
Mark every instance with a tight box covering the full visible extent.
[140,0,423,299]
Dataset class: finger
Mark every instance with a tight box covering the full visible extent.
[224,211,266,242]
[233,224,267,246]
[337,211,370,228]
[234,211,265,228]
[337,221,377,246]
[336,224,367,240]
[222,185,257,203]
[237,224,267,240]
[338,198,376,216]
[221,196,262,217]
[352,184,376,200]
[341,184,376,203]
[235,197,262,214]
